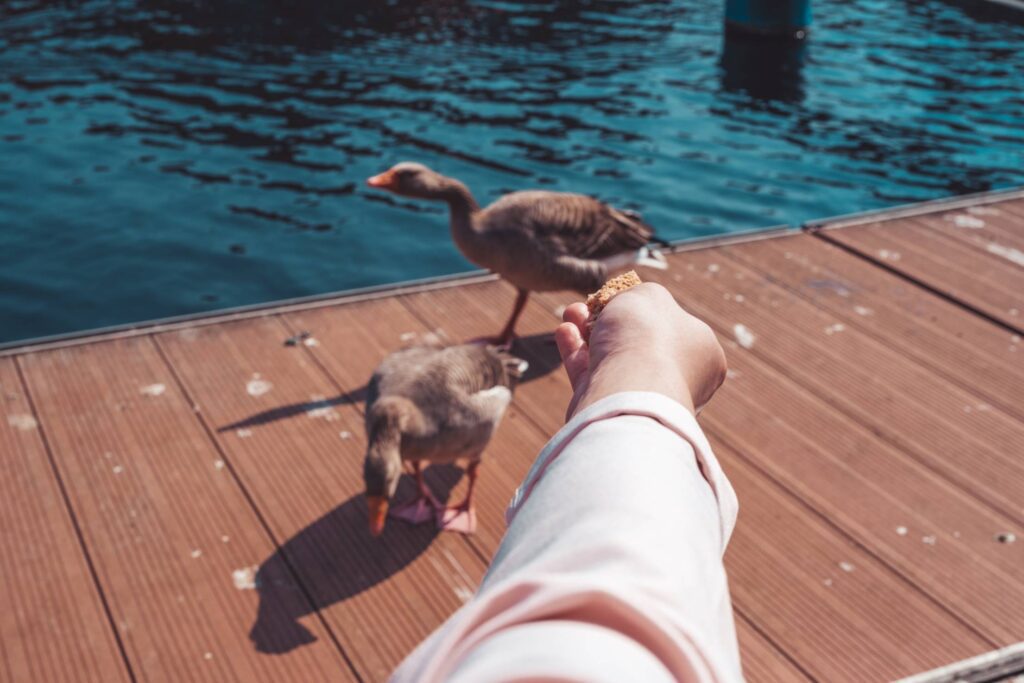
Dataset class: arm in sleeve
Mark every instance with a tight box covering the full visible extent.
[390,391,743,683]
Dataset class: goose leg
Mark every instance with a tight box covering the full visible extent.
[438,461,479,534]
[390,461,441,525]
[496,289,529,348]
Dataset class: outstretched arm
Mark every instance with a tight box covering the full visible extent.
[392,284,743,683]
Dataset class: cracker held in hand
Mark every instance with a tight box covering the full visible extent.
[586,270,642,325]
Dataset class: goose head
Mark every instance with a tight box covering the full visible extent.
[363,440,402,537]
[366,162,451,200]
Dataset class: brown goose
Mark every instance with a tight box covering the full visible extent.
[363,341,526,536]
[367,162,668,345]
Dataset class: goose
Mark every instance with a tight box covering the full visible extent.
[367,163,668,346]
[363,341,526,536]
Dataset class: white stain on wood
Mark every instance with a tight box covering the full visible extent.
[6,414,37,431]
[824,323,846,335]
[246,374,272,397]
[140,383,166,397]
[853,305,873,316]
[948,214,985,229]
[232,566,260,590]
[838,561,855,573]
[236,428,252,438]
[896,526,908,536]
[733,324,756,349]
[986,243,1024,267]
[877,249,901,261]
[306,395,340,421]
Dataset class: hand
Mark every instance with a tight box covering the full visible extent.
[554,283,727,420]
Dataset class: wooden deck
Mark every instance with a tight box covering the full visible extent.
[2,190,1023,682]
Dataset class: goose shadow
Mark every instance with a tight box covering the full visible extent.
[219,331,563,433]
[249,464,464,654]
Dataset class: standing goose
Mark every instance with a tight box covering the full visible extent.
[363,341,525,536]
[367,162,668,345]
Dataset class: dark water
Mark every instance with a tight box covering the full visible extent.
[2,0,1023,343]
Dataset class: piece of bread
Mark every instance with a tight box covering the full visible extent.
[586,270,642,320]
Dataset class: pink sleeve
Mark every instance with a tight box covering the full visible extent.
[390,391,743,683]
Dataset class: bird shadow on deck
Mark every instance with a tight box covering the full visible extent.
[249,464,464,654]
[218,332,563,433]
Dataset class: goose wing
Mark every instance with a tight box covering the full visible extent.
[482,191,654,259]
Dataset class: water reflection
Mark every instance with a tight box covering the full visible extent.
[720,35,807,104]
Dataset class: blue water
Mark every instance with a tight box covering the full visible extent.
[2,0,1023,344]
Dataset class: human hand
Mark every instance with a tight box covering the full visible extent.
[554,283,727,420]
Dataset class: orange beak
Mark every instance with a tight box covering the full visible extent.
[367,495,389,537]
[366,170,396,189]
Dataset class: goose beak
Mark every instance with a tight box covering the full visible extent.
[366,170,396,189]
[367,495,389,536]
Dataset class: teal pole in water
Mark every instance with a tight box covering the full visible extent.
[725,0,811,39]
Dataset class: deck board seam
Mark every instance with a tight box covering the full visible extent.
[11,356,140,683]
[733,606,817,682]
[147,334,365,683]
[717,246,1024,421]
[687,249,1024,526]
[807,229,1024,336]
[708,427,1000,649]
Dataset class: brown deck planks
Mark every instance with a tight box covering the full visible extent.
[0,358,131,683]
[1,190,1023,682]
[16,337,352,682]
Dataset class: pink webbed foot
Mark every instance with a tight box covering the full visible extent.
[437,506,477,534]
[389,496,439,526]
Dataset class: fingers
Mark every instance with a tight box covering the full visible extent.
[562,302,589,329]
[554,321,589,391]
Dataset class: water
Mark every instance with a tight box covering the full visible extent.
[1,0,1022,344]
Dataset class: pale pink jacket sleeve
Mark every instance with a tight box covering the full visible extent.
[390,391,743,683]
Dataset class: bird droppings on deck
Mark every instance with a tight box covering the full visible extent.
[838,561,855,573]
[190,549,202,559]
[996,532,1016,544]
[986,243,1024,267]
[140,383,166,397]
[823,578,833,588]
[400,332,417,342]
[6,413,37,431]
[112,465,124,475]
[734,294,745,303]
[922,535,937,546]
[967,205,1000,216]
[733,324,756,349]
[824,323,846,335]
[246,374,272,397]
[221,535,230,543]
[948,214,985,229]
[853,305,874,316]
[306,395,340,421]
[303,337,320,347]
[707,263,721,273]
[896,526,908,536]
[232,566,259,590]
[283,331,312,347]
[203,652,213,661]
[1009,308,1019,317]
[877,249,901,261]
[339,430,352,440]
[726,369,741,379]
[214,459,225,471]
[236,428,252,438]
